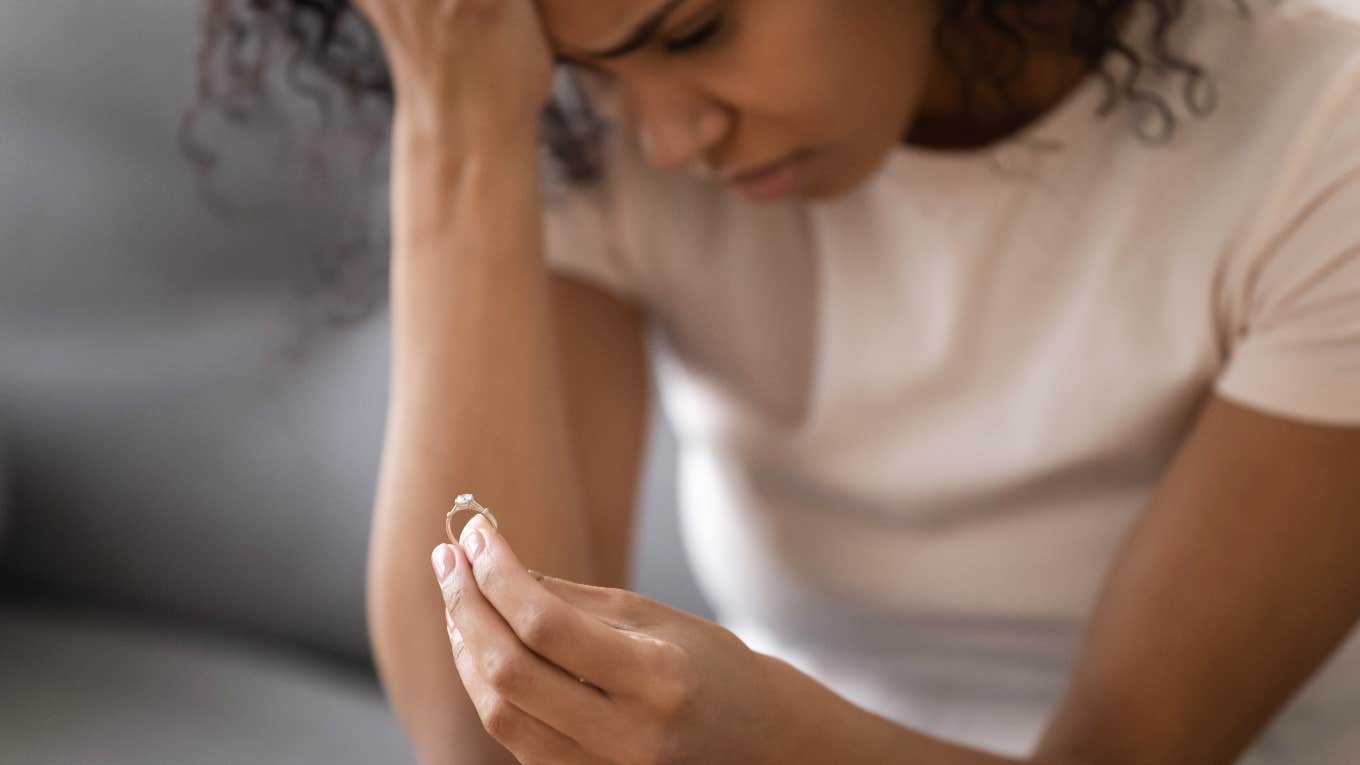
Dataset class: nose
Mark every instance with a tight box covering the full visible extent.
[636,102,731,173]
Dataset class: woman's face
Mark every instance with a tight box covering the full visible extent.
[541,0,944,200]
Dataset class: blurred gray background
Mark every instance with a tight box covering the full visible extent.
[0,1,710,762]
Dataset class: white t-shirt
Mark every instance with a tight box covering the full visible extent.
[540,0,1360,760]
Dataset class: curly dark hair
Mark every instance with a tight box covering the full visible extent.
[181,0,1252,345]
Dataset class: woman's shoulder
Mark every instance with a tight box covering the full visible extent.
[1271,0,1360,36]
[1215,0,1360,174]
[1150,0,1360,182]
[1207,0,1360,89]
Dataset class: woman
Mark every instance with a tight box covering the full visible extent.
[194,0,1360,763]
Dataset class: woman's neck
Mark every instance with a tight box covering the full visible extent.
[905,48,1092,150]
[905,2,1132,151]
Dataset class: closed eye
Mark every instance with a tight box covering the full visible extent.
[664,15,723,53]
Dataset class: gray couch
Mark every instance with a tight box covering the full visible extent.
[0,2,711,762]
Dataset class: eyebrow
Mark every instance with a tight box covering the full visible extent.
[556,0,688,62]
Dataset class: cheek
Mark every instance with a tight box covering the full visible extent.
[724,7,842,123]
[730,2,937,139]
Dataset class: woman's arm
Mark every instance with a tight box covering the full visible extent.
[367,119,598,765]
[370,122,650,764]
[352,2,647,762]
[1030,393,1360,765]
[757,392,1360,765]
[549,275,652,592]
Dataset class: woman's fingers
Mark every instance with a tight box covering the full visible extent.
[530,573,675,630]
[445,610,595,764]
[436,541,622,756]
[345,0,555,136]
[456,514,666,696]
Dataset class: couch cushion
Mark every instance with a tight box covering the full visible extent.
[0,0,390,661]
[0,605,415,765]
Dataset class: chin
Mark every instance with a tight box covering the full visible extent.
[797,181,847,201]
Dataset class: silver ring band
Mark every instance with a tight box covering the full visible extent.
[445,493,499,544]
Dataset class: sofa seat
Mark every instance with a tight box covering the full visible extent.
[0,604,415,765]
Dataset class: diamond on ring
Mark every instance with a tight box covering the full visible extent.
[445,493,499,544]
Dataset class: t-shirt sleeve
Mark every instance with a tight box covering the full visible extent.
[1214,67,1360,426]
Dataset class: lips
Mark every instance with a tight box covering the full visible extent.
[724,152,802,184]
[725,151,809,201]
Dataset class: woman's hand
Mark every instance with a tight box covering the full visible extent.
[431,513,793,764]
[351,0,554,145]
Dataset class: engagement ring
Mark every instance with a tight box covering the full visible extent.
[445,493,499,545]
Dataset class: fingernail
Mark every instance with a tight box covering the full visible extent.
[451,626,464,647]
[432,544,456,584]
[462,527,484,560]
